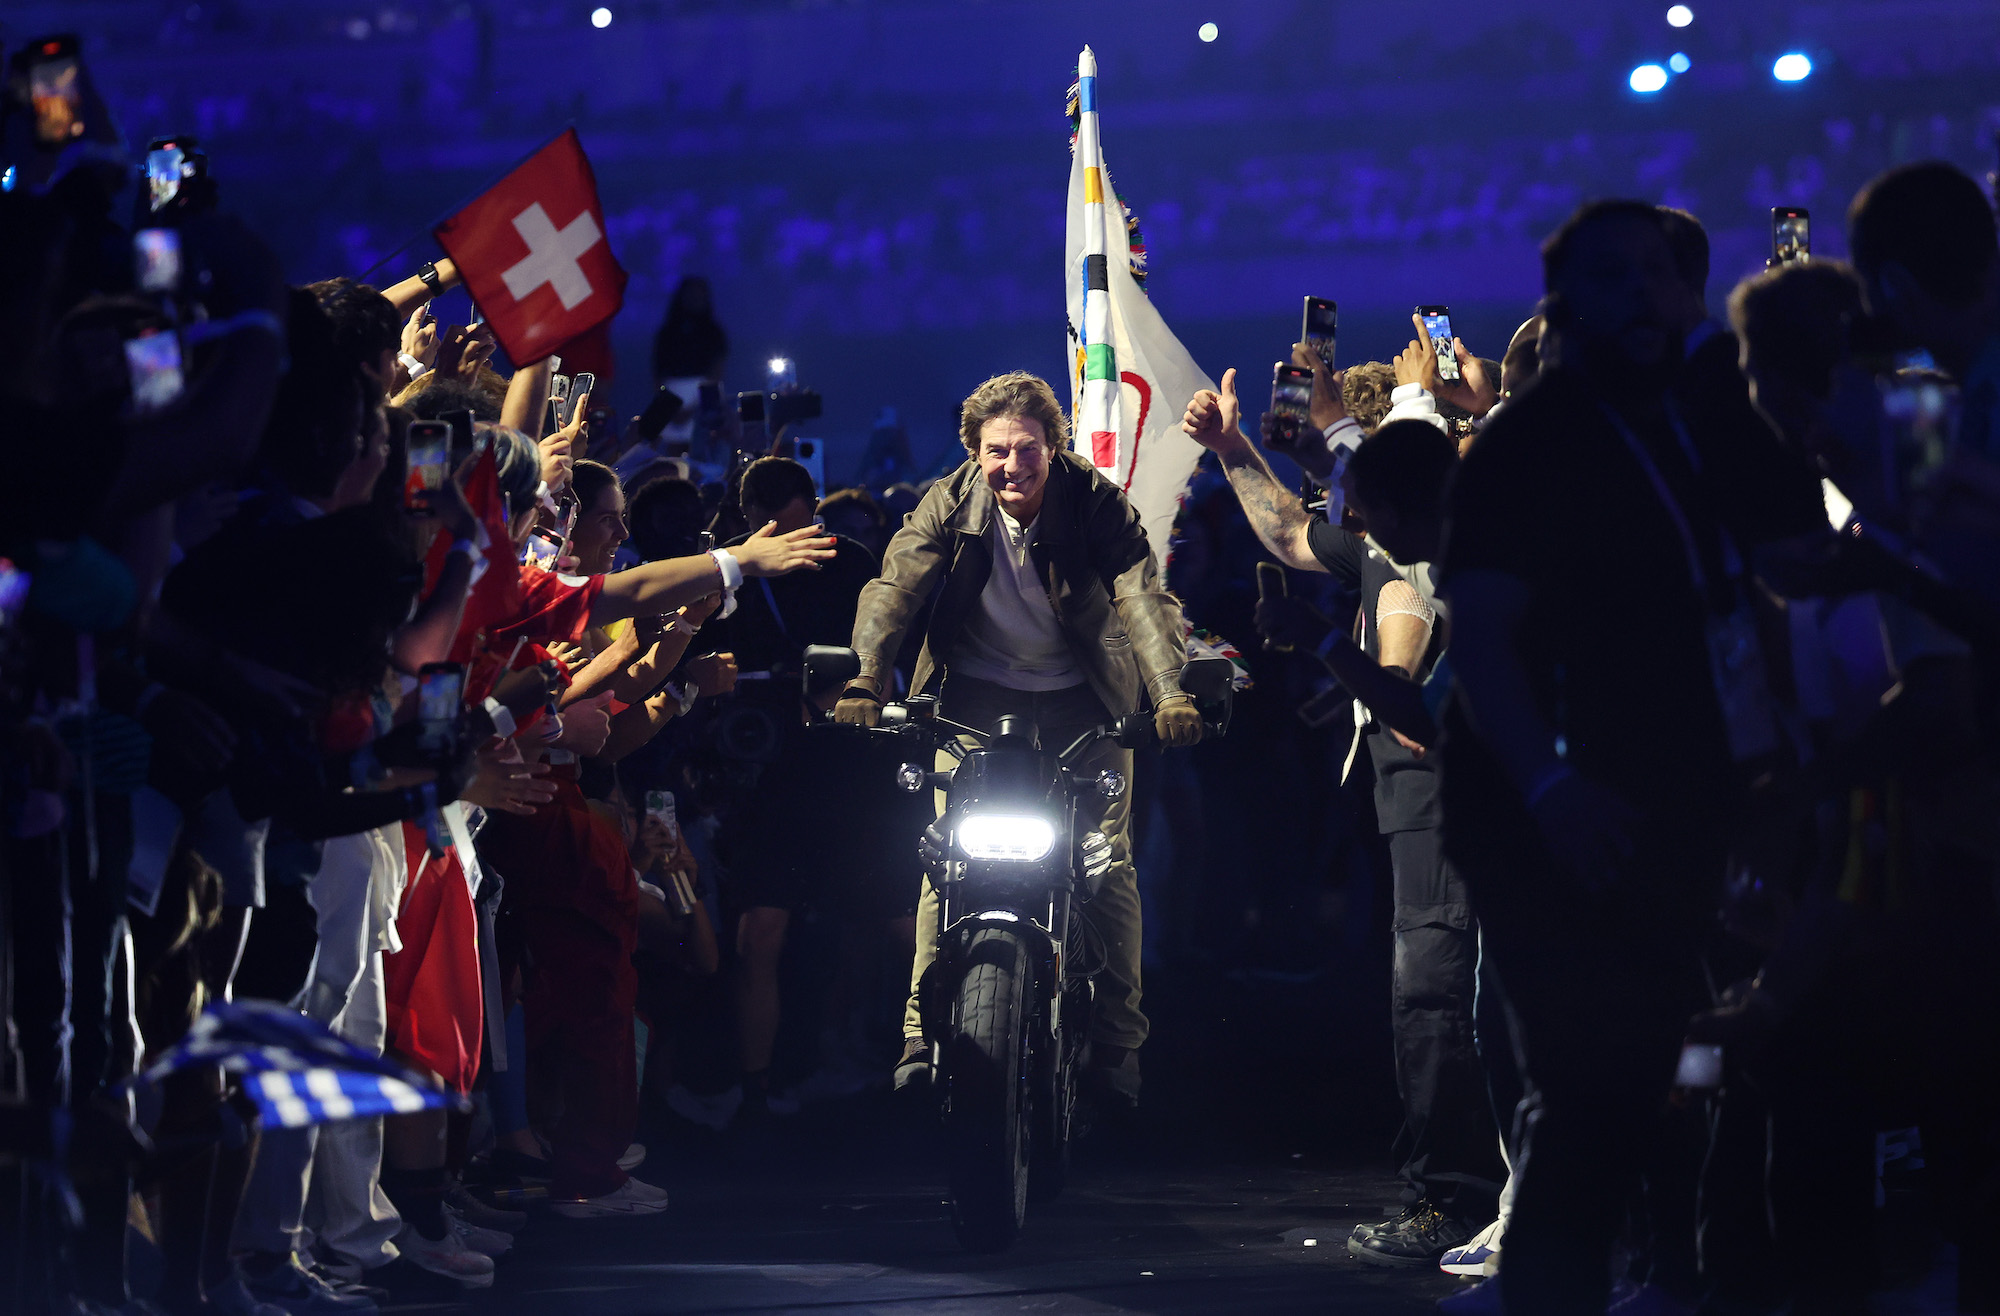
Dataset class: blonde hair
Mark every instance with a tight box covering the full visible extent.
[1341,362,1398,433]
[958,371,1071,453]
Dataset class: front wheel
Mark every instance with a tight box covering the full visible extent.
[942,927,1031,1251]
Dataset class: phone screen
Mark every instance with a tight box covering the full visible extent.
[1271,364,1313,421]
[563,372,595,428]
[418,665,464,754]
[1772,208,1810,265]
[405,422,450,510]
[124,331,184,412]
[28,48,83,146]
[737,390,767,424]
[1880,374,1958,507]
[1302,297,1337,371]
[523,527,562,570]
[134,228,181,294]
[146,146,184,212]
[1419,307,1460,383]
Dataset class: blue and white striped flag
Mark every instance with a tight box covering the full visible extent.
[139,1000,462,1129]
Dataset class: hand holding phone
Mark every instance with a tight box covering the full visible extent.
[417,662,466,757]
[1267,362,1314,451]
[404,421,450,514]
[1771,207,1810,267]
[1417,306,1461,385]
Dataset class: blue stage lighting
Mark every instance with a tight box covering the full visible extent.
[1667,5,1693,27]
[1629,64,1669,94]
[1773,52,1812,81]
[1668,52,1691,73]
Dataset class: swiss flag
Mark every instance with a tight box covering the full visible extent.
[434,129,627,367]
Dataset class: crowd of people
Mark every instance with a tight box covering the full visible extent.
[4,32,2000,1316]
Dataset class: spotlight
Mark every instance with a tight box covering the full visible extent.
[590,6,613,27]
[1629,64,1669,94]
[1666,5,1693,27]
[1772,52,1812,81]
[1198,21,1219,42]
[1668,52,1691,73]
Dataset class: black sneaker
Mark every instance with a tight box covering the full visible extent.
[1350,1201,1423,1241]
[1346,1202,1474,1268]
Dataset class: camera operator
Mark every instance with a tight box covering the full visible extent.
[1181,376,1503,1266]
[832,372,1202,1107]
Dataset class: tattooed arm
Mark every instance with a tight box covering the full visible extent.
[1180,367,1324,573]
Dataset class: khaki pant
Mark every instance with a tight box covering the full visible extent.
[903,676,1146,1050]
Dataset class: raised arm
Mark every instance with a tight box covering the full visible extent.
[589,523,835,626]
[382,257,460,318]
[1180,368,1321,572]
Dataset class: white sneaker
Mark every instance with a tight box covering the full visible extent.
[444,1203,514,1257]
[392,1223,495,1288]
[617,1142,647,1172]
[667,1083,742,1131]
[551,1175,670,1219]
[1440,1215,1504,1277]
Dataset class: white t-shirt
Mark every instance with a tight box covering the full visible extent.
[950,508,1082,691]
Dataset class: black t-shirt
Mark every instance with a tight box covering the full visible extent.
[1437,363,1817,817]
[1307,520,1441,834]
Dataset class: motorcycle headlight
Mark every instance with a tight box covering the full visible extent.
[957,814,1057,863]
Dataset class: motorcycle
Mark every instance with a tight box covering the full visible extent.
[803,646,1235,1251]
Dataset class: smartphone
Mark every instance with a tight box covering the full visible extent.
[24,36,84,147]
[1771,207,1810,266]
[417,662,465,757]
[794,438,826,496]
[1302,296,1337,371]
[554,489,579,543]
[133,228,181,295]
[1417,305,1461,384]
[737,390,767,425]
[523,526,563,570]
[1674,1042,1723,1091]
[1267,362,1314,451]
[1880,373,1960,508]
[441,408,475,463]
[404,420,450,513]
[124,330,184,412]
[698,380,722,417]
[146,142,186,213]
[637,384,684,440]
[563,372,596,429]
[645,789,680,842]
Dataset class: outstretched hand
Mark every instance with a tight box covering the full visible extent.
[732,521,838,577]
[1181,368,1248,453]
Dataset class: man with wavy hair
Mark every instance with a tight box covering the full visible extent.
[833,371,1201,1105]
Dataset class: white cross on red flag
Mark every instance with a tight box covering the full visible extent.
[434,129,626,367]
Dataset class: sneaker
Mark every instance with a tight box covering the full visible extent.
[666,1083,742,1132]
[443,1204,514,1258]
[1605,1283,1697,1315]
[1440,1216,1504,1277]
[444,1182,527,1232]
[240,1254,379,1314]
[302,1263,385,1306]
[617,1143,647,1172]
[202,1273,292,1316]
[551,1176,670,1219]
[1436,1275,1504,1314]
[391,1223,495,1289]
[893,1038,932,1095]
[1347,1202,1476,1268]
[1354,1202,1423,1241]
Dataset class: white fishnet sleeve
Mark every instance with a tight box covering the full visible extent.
[1375,577,1434,633]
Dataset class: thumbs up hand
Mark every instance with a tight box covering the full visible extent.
[1181,367,1247,454]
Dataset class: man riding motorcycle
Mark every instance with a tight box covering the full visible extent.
[831,371,1202,1105]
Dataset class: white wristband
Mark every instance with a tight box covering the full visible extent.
[1323,417,1363,457]
[398,351,430,381]
[709,548,743,590]
[481,696,516,739]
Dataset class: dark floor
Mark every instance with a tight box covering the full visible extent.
[401,954,1473,1314]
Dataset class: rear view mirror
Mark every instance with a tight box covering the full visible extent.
[803,644,860,696]
[1179,655,1236,700]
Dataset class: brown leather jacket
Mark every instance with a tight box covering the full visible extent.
[848,449,1188,715]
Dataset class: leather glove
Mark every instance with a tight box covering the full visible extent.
[1154,695,1203,748]
[832,689,883,728]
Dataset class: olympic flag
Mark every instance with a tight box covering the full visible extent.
[1065,46,1215,569]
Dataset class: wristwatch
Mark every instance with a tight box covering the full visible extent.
[417,260,444,296]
